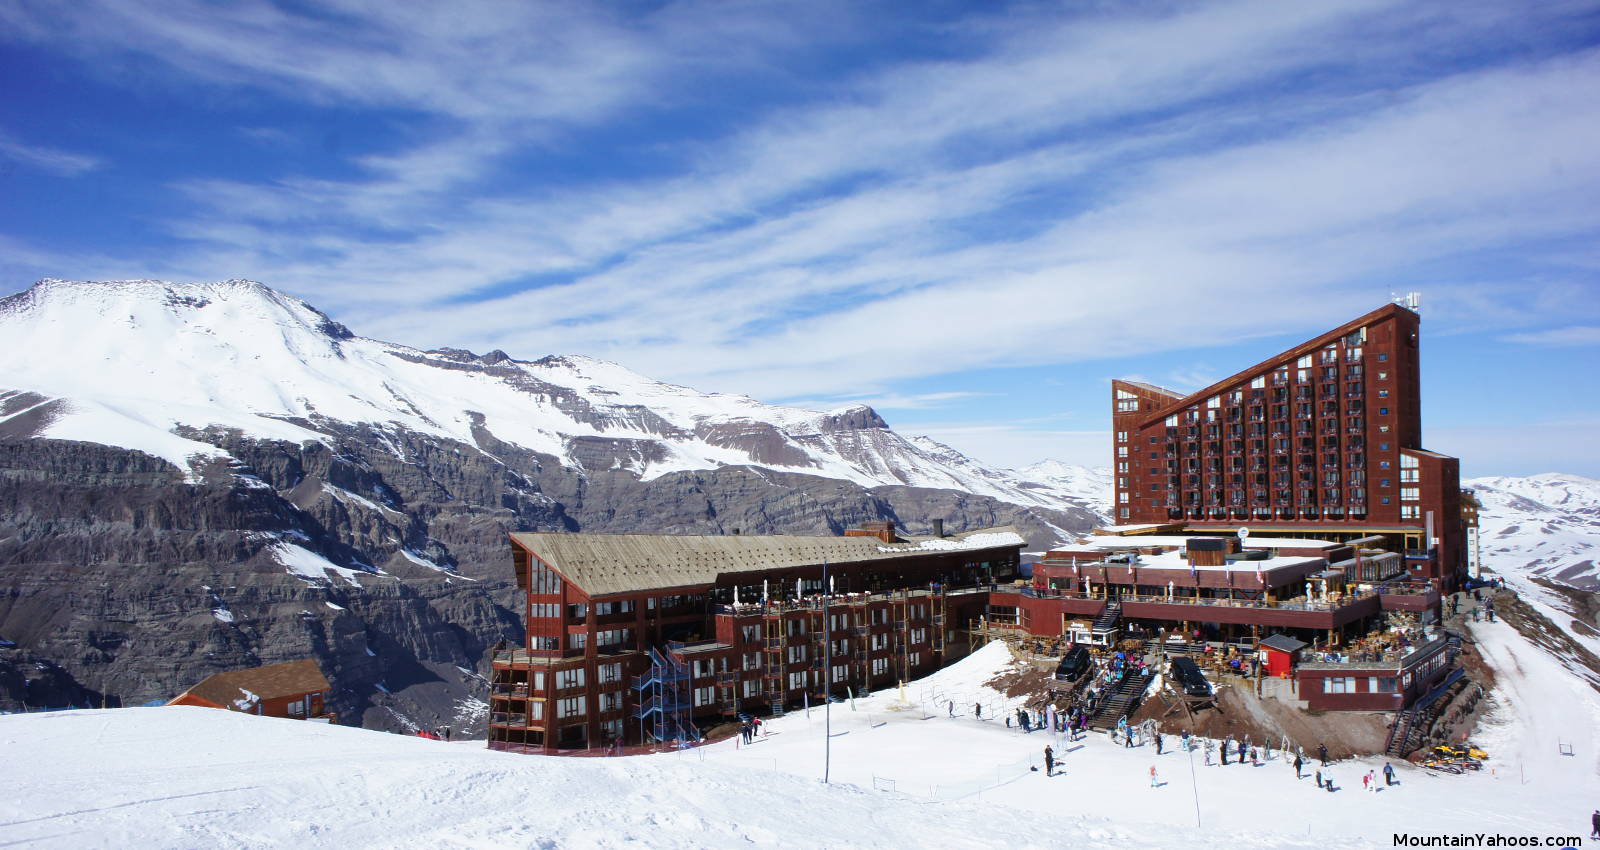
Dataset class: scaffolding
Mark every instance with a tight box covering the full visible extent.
[633,645,698,746]
[763,611,787,716]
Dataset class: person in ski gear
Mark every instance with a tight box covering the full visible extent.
[1149,765,1159,788]
[1314,768,1323,789]
[1590,809,1599,839]
[974,702,982,718]
[1154,733,1163,755]
[1361,772,1371,792]
[1220,738,1229,765]
[1044,745,1055,777]
[1383,762,1396,786]
[1294,754,1304,779]
[1317,743,1328,765]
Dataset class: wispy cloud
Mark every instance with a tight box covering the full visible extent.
[2,0,1598,412]
[0,131,101,176]
[1501,326,1600,347]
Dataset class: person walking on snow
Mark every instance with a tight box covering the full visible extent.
[1149,765,1159,788]
[1294,754,1304,779]
[975,702,982,719]
[1044,745,1056,777]
[1383,762,1396,787]
[1317,743,1328,766]
[1590,809,1599,839]
[1361,772,1371,793]
[1314,768,1323,789]
[1155,733,1164,755]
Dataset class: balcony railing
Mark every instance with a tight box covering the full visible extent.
[999,586,1377,613]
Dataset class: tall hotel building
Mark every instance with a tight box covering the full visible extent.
[1109,301,1466,590]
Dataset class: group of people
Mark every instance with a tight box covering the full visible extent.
[737,716,764,744]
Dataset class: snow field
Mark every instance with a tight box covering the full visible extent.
[1,617,1595,849]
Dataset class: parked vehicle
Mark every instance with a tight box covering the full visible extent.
[1054,645,1092,682]
[1169,657,1211,697]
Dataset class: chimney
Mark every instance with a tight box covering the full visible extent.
[932,518,945,538]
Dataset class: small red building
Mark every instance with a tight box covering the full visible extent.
[1257,633,1308,678]
[168,659,336,722]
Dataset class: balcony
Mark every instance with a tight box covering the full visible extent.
[490,712,528,726]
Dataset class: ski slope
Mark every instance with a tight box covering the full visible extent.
[3,624,1596,849]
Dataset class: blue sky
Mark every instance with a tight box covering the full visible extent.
[2,1,1599,478]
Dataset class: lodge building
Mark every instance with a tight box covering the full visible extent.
[488,523,1021,753]
[1109,300,1468,591]
[488,301,1468,753]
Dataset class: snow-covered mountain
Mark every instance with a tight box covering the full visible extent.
[0,278,1096,516]
[1468,473,1600,591]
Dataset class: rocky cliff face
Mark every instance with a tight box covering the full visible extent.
[0,426,1098,733]
[0,278,1109,732]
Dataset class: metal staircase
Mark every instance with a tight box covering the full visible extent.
[1088,668,1153,730]
[633,645,699,745]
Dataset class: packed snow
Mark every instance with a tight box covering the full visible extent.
[5,621,1596,849]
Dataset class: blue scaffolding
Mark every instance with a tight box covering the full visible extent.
[633,644,700,746]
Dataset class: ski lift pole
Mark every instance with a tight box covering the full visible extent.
[823,559,832,784]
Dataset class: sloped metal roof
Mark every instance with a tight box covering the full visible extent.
[172,659,330,707]
[509,526,1025,597]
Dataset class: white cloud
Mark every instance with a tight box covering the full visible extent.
[1501,326,1600,347]
[0,132,101,176]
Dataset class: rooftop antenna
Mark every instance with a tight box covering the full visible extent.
[1391,291,1422,312]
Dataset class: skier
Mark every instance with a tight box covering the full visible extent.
[1367,769,1378,792]
[1220,738,1229,766]
[1361,772,1371,793]
[1155,733,1163,755]
[1324,770,1335,792]
[1314,768,1323,789]
[442,726,451,742]
[1294,754,1304,779]
[1250,747,1260,767]
[949,700,955,717]
[1317,743,1329,766]
[1149,765,1159,789]
[1203,740,1214,766]
[975,702,982,719]
[1383,762,1396,786]
[1044,745,1056,777]
[1591,809,1599,839]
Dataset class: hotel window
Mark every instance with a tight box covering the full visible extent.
[743,680,761,697]
[1378,353,1388,361]
[744,652,761,670]
[1381,497,1391,505]
[598,691,624,713]
[528,701,545,720]
[567,604,586,621]
[871,658,889,677]
[288,699,305,716]
[1118,492,1129,503]
[1117,446,1128,458]
[788,672,806,691]
[911,628,927,644]
[1116,431,1127,442]
[569,632,587,649]
[598,663,622,684]
[556,668,586,689]
[1400,505,1420,519]
[1117,462,1129,473]
[1401,487,1420,501]
[601,719,624,741]
[871,633,889,651]
[693,659,714,677]
[594,601,614,616]
[788,645,807,664]
[1323,677,1355,694]
[557,697,586,718]
[909,652,922,667]
[693,686,715,706]
[1119,508,1129,518]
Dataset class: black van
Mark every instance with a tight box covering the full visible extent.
[1054,645,1092,682]
[1169,657,1211,697]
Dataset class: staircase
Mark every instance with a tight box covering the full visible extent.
[1089,669,1152,730]
[1092,602,1122,633]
